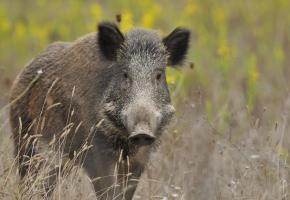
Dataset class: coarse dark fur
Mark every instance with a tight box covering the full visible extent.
[9,22,190,199]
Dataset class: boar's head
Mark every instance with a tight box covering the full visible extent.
[98,22,190,149]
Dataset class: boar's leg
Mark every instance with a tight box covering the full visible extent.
[83,146,144,199]
[82,147,119,199]
[122,161,144,200]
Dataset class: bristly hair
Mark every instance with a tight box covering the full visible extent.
[118,28,168,63]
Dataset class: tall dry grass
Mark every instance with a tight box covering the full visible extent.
[1,82,290,200]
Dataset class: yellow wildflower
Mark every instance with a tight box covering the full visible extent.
[185,1,198,16]
[141,13,154,28]
[14,22,26,40]
[249,64,259,82]
[213,6,225,25]
[274,47,284,62]
[120,10,133,32]
[166,68,177,84]
[90,4,102,20]
[0,17,10,32]
[217,44,230,58]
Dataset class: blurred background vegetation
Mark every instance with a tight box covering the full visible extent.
[0,0,290,145]
[1,0,290,199]
[1,0,290,132]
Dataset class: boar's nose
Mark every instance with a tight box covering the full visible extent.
[129,131,156,146]
[128,124,156,146]
[121,105,161,132]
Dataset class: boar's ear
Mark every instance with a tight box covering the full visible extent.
[98,22,124,61]
[163,28,190,66]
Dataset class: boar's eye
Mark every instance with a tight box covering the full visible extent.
[155,70,165,85]
[154,69,165,81]
[156,72,162,81]
[123,72,128,79]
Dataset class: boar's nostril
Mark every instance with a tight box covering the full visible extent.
[129,132,156,146]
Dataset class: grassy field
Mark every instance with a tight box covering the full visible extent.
[1,0,290,199]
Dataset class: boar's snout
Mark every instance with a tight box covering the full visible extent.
[122,101,161,146]
[128,124,156,146]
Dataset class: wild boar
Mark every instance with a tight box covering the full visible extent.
[9,22,190,199]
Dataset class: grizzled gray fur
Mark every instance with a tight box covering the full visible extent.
[9,22,190,199]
